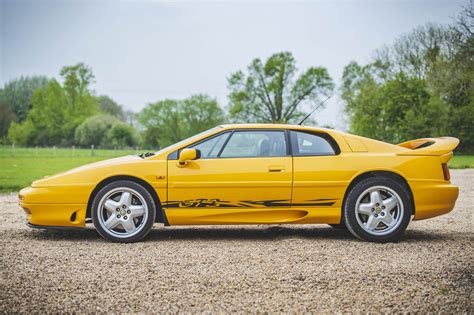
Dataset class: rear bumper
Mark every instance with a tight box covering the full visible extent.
[411,180,459,220]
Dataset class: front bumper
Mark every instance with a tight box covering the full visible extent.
[19,187,88,228]
[27,222,86,230]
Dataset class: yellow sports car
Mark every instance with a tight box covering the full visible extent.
[18,124,459,243]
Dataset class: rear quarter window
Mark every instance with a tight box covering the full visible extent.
[290,130,339,156]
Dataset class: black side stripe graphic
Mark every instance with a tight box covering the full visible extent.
[163,198,336,208]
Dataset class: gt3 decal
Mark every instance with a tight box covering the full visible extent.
[164,199,241,208]
[163,198,336,208]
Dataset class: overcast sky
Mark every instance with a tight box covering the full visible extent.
[0,0,465,129]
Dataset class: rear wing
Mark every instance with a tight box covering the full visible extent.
[396,137,459,158]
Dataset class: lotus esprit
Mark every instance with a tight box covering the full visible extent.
[18,124,459,242]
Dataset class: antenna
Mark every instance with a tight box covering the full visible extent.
[298,95,332,126]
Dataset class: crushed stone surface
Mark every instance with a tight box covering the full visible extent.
[0,170,472,312]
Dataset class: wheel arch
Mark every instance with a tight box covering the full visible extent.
[340,170,415,223]
[86,175,168,225]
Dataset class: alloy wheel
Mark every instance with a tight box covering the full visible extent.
[96,187,148,239]
[354,185,404,236]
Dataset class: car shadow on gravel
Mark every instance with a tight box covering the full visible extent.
[21,228,101,242]
[145,225,353,241]
[18,224,464,243]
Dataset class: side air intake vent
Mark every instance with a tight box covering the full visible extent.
[70,211,77,222]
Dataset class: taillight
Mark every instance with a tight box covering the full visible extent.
[442,163,450,180]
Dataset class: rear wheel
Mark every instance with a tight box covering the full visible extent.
[344,177,412,242]
[92,180,156,243]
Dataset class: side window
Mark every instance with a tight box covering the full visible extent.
[291,131,337,156]
[190,132,230,158]
[220,131,287,158]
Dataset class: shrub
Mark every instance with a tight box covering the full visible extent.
[75,114,119,147]
[104,122,141,148]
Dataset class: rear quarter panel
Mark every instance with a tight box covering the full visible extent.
[293,143,455,223]
[324,130,457,220]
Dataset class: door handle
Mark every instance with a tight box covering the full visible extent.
[268,166,285,172]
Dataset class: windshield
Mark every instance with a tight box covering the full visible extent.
[154,126,222,155]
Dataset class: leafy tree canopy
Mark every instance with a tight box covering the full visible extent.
[75,114,140,148]
[228,52,334,123]
[60,63,94,108]
[75,114,120,147]
[97,95,125,120]
[104,122,141,148]
[138,94,225,149]
[0,76,50,139]
[8,63,99,146]
[342,5,473,152]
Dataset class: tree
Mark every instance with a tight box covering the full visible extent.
[7,120,35,145]
[228,52,334,123]
[7,63,99,145]
[104,122,141,148]
[75,114,141,148]
[8,80,69,145]
[0,76,50,138]
[60,63,99,142]
[441,4,474,152]
[373,24,455,80]
[34,80,69,145]
[138,95,225,149]
[60,63,94,109]
[181,94,226,131]
[97,95,125,119]
[342,63,449,143]
[342,6,473,152]
[75,114,120,147]
[0,97,16,141]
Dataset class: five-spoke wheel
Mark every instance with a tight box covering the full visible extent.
[355,186,403,236]
[344,177,412,242]
[92,181,155,242]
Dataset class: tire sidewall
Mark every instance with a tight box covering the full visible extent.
[344,177,412,243]
[92,180,156,243]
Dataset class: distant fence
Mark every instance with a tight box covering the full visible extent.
[0,145,146,158]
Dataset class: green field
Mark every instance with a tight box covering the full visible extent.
[447,155,474,169]
[0,146,139,193]
[0,146,472,193]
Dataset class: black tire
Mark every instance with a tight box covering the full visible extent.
[92,180,156,243]
[344,177,412,243]
[328,223,346,229]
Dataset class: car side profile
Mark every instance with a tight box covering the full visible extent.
[18,124,459,243]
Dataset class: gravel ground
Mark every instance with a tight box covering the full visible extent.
[0,170,472,313]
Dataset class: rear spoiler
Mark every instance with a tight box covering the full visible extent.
[396,137,460,157]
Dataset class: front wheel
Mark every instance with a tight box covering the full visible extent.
[92,180,156,243]
[344,177,412,243]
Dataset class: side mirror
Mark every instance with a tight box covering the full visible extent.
[178,148,201,166]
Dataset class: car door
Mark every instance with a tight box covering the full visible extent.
[165,129,293,225]
[290,130,344,224]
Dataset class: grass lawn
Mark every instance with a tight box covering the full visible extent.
[448,155,474,169]
[0,146,472,193]
[0,146,139,193]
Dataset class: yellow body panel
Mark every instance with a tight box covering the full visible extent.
[166,156,293,224]
[18,124,459,228]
